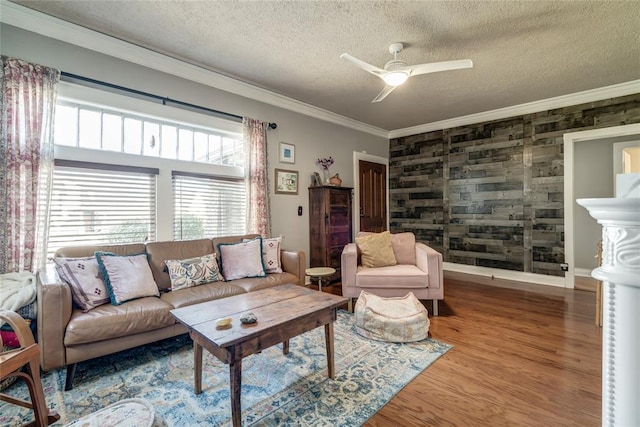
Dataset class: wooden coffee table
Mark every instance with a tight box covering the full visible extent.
[170,284,347,427]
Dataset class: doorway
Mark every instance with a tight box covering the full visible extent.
[352,152,388,237]
[613,141,640,193]
[563,123,640,288]
[359,160,387,232]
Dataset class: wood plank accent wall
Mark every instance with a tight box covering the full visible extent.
[389,93,640,277]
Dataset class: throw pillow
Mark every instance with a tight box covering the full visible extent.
[54,256,110,312]
[164,253,224,291]
[355,231,397,268]
[217,238,266,281]
[243,236,282,273]
[0,329,20,348]
[95,252,159,305]
[390,232,417,265]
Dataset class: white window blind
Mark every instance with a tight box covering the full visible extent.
[173,172,246,240]
[48,161,158,258]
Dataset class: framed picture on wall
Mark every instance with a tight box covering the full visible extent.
[279,142,295,164]
[275,168,299,194]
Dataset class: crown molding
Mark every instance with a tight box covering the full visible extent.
[389,80,640,139]
[3,1,637,143]
[0,1,389,139]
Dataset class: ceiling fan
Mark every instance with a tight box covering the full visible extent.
[340,43,473,103]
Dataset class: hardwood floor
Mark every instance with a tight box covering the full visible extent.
[316,272,603,426]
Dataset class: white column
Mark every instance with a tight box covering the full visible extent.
[577,198,640,427]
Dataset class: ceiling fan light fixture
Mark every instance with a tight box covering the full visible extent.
[383,71,408,86]
[341,42,472,103]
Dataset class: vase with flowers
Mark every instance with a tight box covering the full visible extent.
[317,156,334,184]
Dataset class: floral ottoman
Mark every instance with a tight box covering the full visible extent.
[63,399,167,427]
[354,291,430,342]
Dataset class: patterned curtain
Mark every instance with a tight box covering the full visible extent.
[0,56,60,273]
[242,117,271,237]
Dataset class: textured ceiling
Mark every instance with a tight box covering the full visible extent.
[9,0,640,131]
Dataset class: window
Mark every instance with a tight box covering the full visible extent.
[50,91,246,249]
[173,172,246,240]
[53,100,245,167]
[47,161,158,259]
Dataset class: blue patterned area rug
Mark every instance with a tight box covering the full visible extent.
[1,311,451,426]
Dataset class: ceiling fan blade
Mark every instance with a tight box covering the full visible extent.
[372,85,396,103]
[340,53,386,77]
[403,59,473,77]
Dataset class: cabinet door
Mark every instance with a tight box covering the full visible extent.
[308,187,328,267]
[309,187,352,272]
[327,189,352,269]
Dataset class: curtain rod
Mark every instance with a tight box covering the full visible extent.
[60,71,277,129]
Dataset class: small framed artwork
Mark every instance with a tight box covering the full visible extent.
[275,168,299,194]
[279,142,295,164]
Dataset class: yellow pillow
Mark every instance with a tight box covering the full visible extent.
[355,231,397,268]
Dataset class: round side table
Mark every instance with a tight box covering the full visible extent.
[305,267,336,293]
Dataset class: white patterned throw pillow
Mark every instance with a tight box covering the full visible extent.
[164,253,224,291]
[243,236,282,273]
[95,252,159,305]
[54,256,110,312]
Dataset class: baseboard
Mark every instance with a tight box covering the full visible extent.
[443,262,566,288]
[574,267,594,278]
[573,268,598,292]
[574,276,598,292]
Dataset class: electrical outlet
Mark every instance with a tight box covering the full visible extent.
[560,263,569,272]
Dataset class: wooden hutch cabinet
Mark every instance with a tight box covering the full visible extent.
[308,186,353,279]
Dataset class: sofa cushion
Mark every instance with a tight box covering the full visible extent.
[95,252,159,305]
[164,253,224,291]
[355,231,397,268]
[217,238,266,280]
[54,256,110,312]
[55,244,147,259]
[226,273,298,293]
[356,264,429,289]
[64,297,175,345]
[146,239,215,291]
[357,232,416,265]
[160,281,246,309]
[390,232,417,265]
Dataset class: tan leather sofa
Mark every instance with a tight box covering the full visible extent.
[37,234,306,390]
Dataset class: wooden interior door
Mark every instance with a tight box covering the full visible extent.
[359,160,387,232]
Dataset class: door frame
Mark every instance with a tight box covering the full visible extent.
[563,123,640,288]
[613,140,640,188]
[353,152,389,238]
